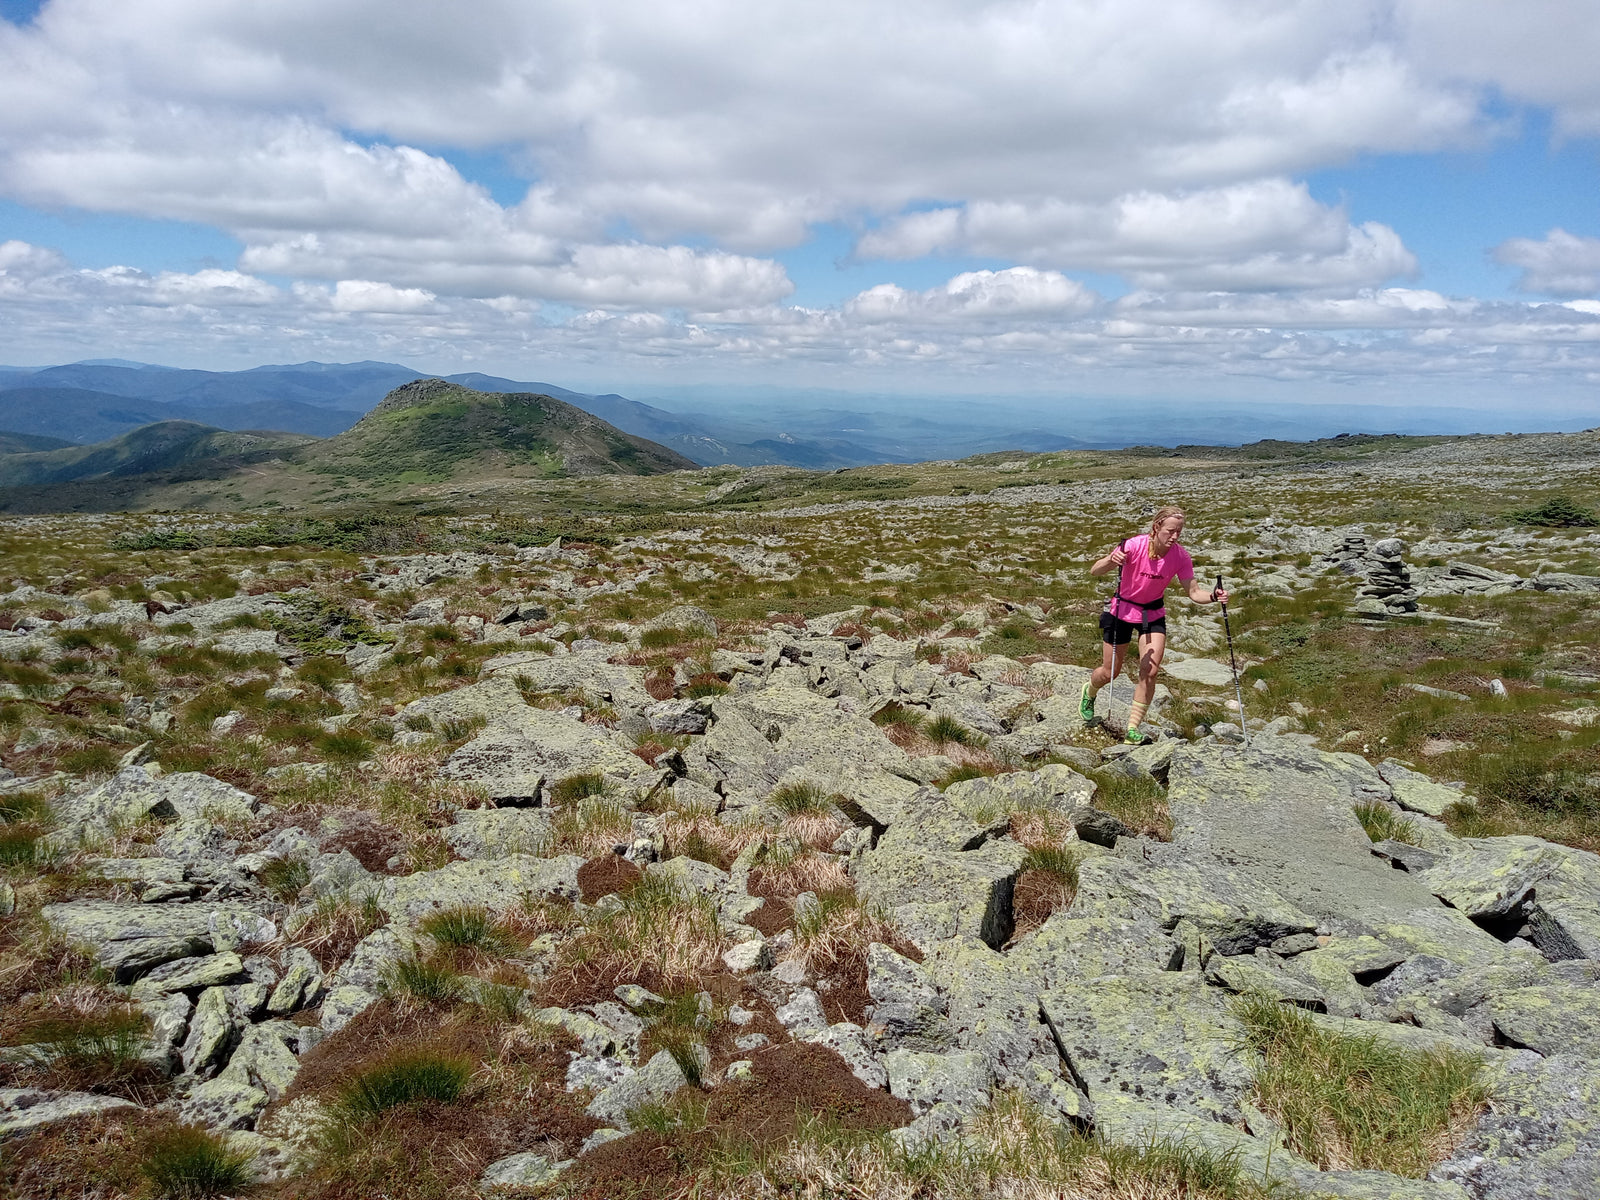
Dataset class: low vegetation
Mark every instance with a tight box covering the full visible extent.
[1234,992,1490,1177]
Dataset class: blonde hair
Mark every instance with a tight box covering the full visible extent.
[1150,505,1186,534]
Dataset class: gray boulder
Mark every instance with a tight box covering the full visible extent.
[442,808,552,859]
[584,1049,690,1128]
[0,1088,138,1137]
[854,839,1025,951]
[439,707,653,802]
[378,854,582,922]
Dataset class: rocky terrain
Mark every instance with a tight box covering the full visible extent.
[0,428,1598,1198]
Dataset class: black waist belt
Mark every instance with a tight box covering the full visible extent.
[1115,592,1165,611]
[1112,591,1165,634]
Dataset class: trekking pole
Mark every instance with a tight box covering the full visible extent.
[1217,575,1249,750]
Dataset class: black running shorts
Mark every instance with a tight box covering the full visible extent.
[1099,610,1166,645]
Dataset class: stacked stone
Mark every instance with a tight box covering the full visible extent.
[1355,536,1419,616]
[1322,534,1370,576]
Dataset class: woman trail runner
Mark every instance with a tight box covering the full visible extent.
[1081,506,1228,744]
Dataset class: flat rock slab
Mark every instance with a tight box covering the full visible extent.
[39,900,275,982]
[439,706,653,801]
[442,808,552,859]
[378,853,582,921]
[399,675,527,732]
[1074,851,1315,955]
[1484,982,1600,1056]
[0,1089,138,1137]
[1038,973,1252,1124]
[1436,1050,1600,1200]
[1378,759,1466,818]
[1161,658,1238,687]
[1166,739,1506,963]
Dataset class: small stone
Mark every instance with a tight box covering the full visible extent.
[478,1151,571,1191]
[613,984,665,1009]
[724,1059,756,1082]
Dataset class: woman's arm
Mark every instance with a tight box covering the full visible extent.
[1090,544,1127,577]
[1185,579,1228,604]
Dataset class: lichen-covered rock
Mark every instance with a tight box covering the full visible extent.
[1483,981,1600,1056]
[439,707,653,802]
[1074,850,1315,956]
[803,1023,887,1089]
[0,1088,138,1137]
[266,946,324,1016]
[479,1151,572,1190]
[218,1021,301,1101]
[180,986,236,1078]
[854,839,1025,951]
[443,808,552,860]
[378,854,581,921]
[886,1048,991,1117]
[130,951,245,999]
[398,675,526,732]
[39,899,274,982]
[319,986,380,1035]
[1422,835,1600,962]
[176,1076,270,1130]
[55,767,259,837]
[1378,759,1467,818]
[1205,953,1329,1009]
[1039,973,1252,1124]
[584,1050,689,1128]
[1434,1050,1600,1200]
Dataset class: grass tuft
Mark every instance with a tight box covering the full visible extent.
[551,771,609,805]
[383,954,463,1003]
[333,1050,474,1122]
[1353,801,1420,845]
[1234,992,1490,1176]
[419,905,513,955]
[768,781,835,817]
[140,1124,255,1199]
[256,856,311,901]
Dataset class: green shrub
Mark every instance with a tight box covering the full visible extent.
[140,1124,255,1198]
[334,1051,473,1121]
[1511,495,1598,528]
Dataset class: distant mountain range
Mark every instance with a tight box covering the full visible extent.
[0,381,701,512]
[0,359,1097,468]
[0,422,314,487]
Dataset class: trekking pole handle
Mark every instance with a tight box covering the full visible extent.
[1215,574,1225,608]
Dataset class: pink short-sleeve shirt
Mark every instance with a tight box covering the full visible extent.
[1108,534,1194,623]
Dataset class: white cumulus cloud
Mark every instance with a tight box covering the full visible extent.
[1494,229,1600,297]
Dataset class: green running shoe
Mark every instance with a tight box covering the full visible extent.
[1079,682,1096,722]
[1124,727,1152,746]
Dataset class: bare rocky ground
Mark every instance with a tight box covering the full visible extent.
[1,431,1599,1198]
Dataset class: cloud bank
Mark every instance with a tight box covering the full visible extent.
[0,1,1598,399]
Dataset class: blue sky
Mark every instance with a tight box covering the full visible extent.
[1,1,1599,426]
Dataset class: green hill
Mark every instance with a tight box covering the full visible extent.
[0,421,314,486]
[300,378,698,483]
[0,430,74,455]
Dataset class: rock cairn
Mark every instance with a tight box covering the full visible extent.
[1325,534,1419,617]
